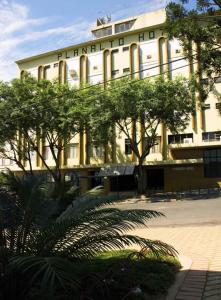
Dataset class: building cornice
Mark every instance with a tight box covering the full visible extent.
[15,22,166,65]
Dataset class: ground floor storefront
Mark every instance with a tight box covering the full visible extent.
[60,161,221,194]
[9,147,221,194]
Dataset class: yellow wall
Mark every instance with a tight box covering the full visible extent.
[164,164,221,192]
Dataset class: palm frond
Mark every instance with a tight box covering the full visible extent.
[59,186,155,220]
[0,173,177,299]
[31,208,168,259]
[10,256,79,294]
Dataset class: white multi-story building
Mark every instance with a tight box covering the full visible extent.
[4,8,221,192]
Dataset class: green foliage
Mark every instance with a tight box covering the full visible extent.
[166,0,221,94]
[89,76,194,153]
[87,76,194,192]
[65,249,181,300]
[0,72,195,188]
[0,74,82,181]
[0,173,177,299]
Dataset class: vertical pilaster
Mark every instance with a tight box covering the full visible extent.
[38,65,44,81]
[189,42,198,133]
[130,43,140,163]
[36,67,45,169]
[158,37,169,160]
[79,55,89,165]
[103,49,113,163]
[196,43,206,132]
[58,60,67,84]
[58,60,67,167]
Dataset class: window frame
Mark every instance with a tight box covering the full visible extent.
[125,139,132,155]
[115,20,135,34]
[168,133,193,144]
[93,26,112,38]
[67,143,79,160]
[202,131,221,142]
[204,148,221,178]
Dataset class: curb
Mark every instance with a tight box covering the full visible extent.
[165,254,192,300]
[119,198,177,204]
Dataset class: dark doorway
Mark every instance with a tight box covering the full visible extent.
[110,175,137,192]
[146,168,164,190]
[89,171,103,189]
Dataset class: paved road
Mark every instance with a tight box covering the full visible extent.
[114,197,221,299]
[115,197,221,227]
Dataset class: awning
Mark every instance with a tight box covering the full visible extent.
[98,165,135,177]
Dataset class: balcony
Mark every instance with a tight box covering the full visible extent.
[169,140,221,150]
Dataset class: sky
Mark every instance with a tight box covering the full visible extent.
[0,0,196,81]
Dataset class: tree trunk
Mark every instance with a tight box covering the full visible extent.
[85,130,91,165]
[137,160,145,195]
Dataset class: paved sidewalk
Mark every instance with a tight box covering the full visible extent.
[132,224,221,300]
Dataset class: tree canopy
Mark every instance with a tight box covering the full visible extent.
[0,75,82,181]
[166,0,221,86]
[0,74,195,192]
[87,77,194,193]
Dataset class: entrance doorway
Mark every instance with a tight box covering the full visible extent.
[110,175,137,192]
[146,168,164,190]
[89,171,103,189]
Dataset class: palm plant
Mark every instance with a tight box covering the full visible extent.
[0,172,176,299]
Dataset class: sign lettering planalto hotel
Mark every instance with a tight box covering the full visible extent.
[57,31,156,60]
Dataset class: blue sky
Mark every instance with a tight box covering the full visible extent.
[0,0,195,80]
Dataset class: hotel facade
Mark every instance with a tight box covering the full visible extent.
[3,9,221,193]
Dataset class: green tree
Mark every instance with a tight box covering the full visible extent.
[73,83,108,165]
[166,0,221,93]
[0,77,37,173]
[0,75,81,181]
[0,172,176,299]
[87,77,194,193]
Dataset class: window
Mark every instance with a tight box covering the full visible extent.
[202,131,221,142]
[142,137,161,153]
[201,78,209,85]
[112,49,119,54]
[30,151,36,162]
[204,148,221,178]
[115,20,135,34]
[150,137,161,153]
[202,103,210,110]
[112,70,119,77]
[123,67,130,74]
[43,146,50,160]
[125,139,132,155]
[0,157,11,166]
[93,26,112,38]
[215,76,221,83]
[168,133,193,144]
[91,144,103,157]
[216,103,221,109]
[67,143,79,159]
[123,46,129,52]
[64,171,80,186]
